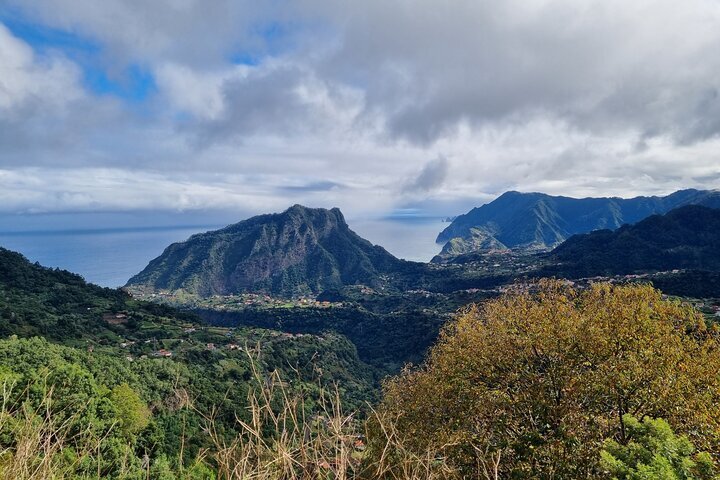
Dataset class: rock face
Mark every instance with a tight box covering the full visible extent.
[434,189,720,261]
[545,205,720,277]
[126,205,404,297]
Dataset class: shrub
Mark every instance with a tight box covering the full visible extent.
[601,415,718,479]
[371,281,720,478]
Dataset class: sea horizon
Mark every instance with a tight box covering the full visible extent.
[0,217,445,288]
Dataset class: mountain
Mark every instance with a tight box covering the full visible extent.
[434,189,720,261]
[545,205,720,278]
[127,205,405,297]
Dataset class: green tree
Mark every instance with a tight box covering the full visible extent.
[110,383,151,437]
[601,415,718,479]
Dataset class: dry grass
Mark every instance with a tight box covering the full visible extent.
[0,349,466,479]
[200,348,462,480]
[0,380,116,480]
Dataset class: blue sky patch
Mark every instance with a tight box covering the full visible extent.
[1,12,100,55]
[1,13,155,102]
[83,63,157,102]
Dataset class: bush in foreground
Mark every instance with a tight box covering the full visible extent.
[601,415,717,479]
[371,281,720,478]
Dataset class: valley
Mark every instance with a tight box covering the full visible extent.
[2,190,720,478]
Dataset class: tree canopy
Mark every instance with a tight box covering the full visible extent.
[372,281,720,478]
[601,415,717,480]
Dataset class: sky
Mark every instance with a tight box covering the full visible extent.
[1,0,720,223]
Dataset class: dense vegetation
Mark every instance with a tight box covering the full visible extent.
[196,304,446,373]
[3,279,720,479]
[0,248,382,477]
[545,205,720,288]
[434,189,720,260]
[374,281,720,477]
[0,246,129,340]
[601,415,717,479]
[5,195,720,478]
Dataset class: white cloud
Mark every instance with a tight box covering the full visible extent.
[0,167,402,217]
[0,23,82,109]
[1,0,720,218]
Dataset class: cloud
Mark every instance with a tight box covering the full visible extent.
[278,180,345,193]
[1,0,285,67]
[403,156,450,194]
[1,0,720,219]
[180,60,366,148]
[0,167,400,218]
[311,0,720,145]
[0,23,83,109]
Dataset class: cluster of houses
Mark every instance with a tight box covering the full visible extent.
[149,342,242,356]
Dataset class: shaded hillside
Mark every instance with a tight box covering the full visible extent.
[127,205,405,297]
[0,246,194,340]
[435,189,720,260]
[545,205,720,277]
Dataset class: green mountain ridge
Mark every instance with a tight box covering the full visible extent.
[435,188,720,261]
[544,204,720,279]
[4,196,720,477]
[127,204,406,297]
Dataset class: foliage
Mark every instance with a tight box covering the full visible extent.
[0,330,377,476]
[197,304,446,373]
[645,271,720,299]
[0,246,197,341]
[436,189,720,256]
[547,205,720,281]
[110,383,151,437]
[0,342,460,480]
[601,415,718,480]
[372,280,720,478]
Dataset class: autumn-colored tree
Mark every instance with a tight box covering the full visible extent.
[369,281,720,478]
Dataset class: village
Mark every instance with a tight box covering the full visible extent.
[125,286,345,312]
[94,308,324,364]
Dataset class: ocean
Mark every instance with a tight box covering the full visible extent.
[0,218,444,288]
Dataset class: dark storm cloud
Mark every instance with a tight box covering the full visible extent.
[190,65,330,145]
[311,0,720,145]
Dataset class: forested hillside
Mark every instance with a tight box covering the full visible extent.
[435,189,720,260]
[546,205,720,277]
[2,278,719,478]
[0,247,380,477]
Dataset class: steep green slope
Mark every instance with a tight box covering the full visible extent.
[127,205,405,297]
[0,246,181,341]
[435,189,720,260]
[0,246,380,473]
[0,245,377,387]
[545,205,720,278]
